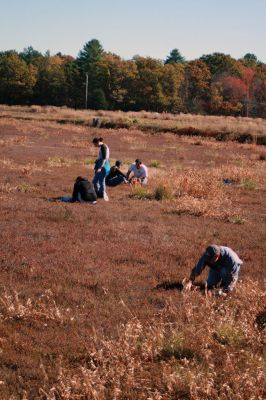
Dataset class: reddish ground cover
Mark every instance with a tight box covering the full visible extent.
[0,118,265,399]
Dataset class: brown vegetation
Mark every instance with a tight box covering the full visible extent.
[1,105,266,144]
[0,114,265,399]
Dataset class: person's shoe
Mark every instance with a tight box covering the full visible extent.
[103,192,109,201]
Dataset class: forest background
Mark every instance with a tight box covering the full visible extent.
[0,40,265,118]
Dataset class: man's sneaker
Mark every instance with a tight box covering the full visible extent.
[103,192,109,201]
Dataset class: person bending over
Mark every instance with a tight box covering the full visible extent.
[106,160,128,187]
[126,159,148,186]
[72,176,97,204]
[184,244,243,296]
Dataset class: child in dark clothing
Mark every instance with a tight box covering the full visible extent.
[106,160,128,187]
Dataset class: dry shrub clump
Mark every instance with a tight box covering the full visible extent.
[63,139,94,151]
[130,164,259,219]
[37,280,266,400]
[0,290,71,324]
[0,183,17,194]
[47,156,79,167]
[0,135,27,146]
[170,168,234,219]
[0,158,44,175]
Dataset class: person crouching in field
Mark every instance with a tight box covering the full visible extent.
[126,159,148,186]
[106,160,128,187]
[72,176,97,204]
[92,137,110,201]
[184,245,243,296]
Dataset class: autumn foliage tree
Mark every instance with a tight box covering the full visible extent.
[0,51,37,104]
[0,41,265,117]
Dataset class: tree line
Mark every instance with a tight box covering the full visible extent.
[0,39,265,117]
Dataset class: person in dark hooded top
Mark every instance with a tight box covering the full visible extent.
[72,176,97,203]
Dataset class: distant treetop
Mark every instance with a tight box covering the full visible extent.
[165,49,186,65]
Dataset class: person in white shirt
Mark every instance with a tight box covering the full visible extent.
[126,159,148,186]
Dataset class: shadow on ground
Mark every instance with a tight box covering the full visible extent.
[154,280,206,292]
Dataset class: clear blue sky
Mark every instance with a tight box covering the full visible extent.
[1,0,266,62]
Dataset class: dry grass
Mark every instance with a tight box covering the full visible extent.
[35,280,266,400]
[1,105,266,138]
[0,117,265,399]
[0,158,44,175]
[0,290,72,324]
[130,165,258,220]
[0,135,27,146]
[47,156,80,168]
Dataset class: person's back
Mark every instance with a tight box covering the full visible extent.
[214,246,243,271]
[72,177,97,203]
[106,160,127,187]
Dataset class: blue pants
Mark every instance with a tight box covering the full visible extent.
[93,160,110,197]
[207,265,240,292]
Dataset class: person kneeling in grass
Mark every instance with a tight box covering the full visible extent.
[126,159,148,186]
[72,176,97,204]
[106,160,128,187]
[184,245,243,296]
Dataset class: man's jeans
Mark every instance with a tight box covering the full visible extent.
[207,264,241,292]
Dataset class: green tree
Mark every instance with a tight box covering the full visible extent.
[19,46,42,65]
[34,55,67,105]
[183,60,211,113]
[77,39,104,72]
[165,49,186,65]
[242,53,258,67]
[101,53,138,110]
[200,52,241,77]
[0,52,37,104]
[77,39,106,108]
[132,57,166,111]
[161,63,185,112]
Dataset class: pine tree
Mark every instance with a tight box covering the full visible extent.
[165,49,185,65]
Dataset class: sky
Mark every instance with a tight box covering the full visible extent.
[1,0,266,62]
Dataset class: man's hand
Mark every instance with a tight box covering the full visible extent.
[97,168,102,173]
[182,278,193,292]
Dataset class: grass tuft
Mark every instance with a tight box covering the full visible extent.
[150,160,161,168]
[214,324,245,346]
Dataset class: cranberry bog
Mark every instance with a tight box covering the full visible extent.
[0,113,265,399]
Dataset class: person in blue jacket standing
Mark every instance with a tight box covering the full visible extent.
[185,244,243,295]
[92,137,110,201]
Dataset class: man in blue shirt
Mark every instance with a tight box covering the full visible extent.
[185,245,243,295]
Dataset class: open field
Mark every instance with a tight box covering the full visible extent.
[0,114,266,399]
[1,105,266,145]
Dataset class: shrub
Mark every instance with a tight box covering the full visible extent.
[241,179,256,190]
[17,183,35,193]
[129,186,153,200]
[150,160,161,168]
[84,158,95,165]
[47,156,78,167]
[214,324,245,346]
[153,184,173,201]
[227,215,246,224]
[160,334,194,360]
